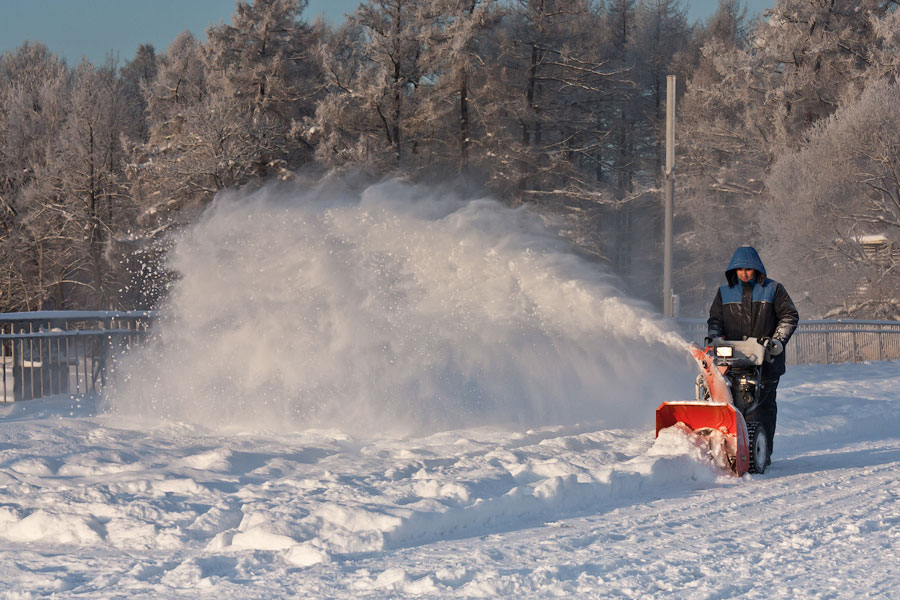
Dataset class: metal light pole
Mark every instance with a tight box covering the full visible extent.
[663,75,676,317]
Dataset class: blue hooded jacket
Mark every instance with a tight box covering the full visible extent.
[725,246,767,286]
[707,246,799,378]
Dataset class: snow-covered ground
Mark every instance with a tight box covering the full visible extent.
[3,181,898,598]
[1,361,899,598]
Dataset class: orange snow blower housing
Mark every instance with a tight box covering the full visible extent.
[656,343,751,476]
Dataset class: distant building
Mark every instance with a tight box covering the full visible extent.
[858,234,900,266]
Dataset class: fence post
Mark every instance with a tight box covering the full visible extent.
[1,331,6,404]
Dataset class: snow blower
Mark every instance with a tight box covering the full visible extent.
[656,338,774,475]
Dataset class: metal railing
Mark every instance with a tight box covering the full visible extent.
[1,311,154,403]
[1,312,894,403]
[678,318,900,365]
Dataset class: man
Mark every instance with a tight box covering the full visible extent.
[707,246,799,466]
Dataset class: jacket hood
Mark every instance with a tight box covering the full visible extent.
[725,246,767,285]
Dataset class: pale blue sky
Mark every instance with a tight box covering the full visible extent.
[0,0,774,66]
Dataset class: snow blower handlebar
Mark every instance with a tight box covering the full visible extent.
[707,337,772,368]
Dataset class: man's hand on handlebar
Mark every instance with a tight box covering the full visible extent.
[764,338,784,356]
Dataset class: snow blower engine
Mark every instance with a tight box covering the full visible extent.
[655,338,775,475]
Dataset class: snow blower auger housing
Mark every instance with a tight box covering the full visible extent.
[656,338,774,476]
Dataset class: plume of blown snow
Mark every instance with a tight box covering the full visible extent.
[110,177,694,434]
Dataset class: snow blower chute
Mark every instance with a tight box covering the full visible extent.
[656,338,775,475]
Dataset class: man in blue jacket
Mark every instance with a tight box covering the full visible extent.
[707,246,799,466]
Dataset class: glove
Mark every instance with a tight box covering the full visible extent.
[768,338,784,356]
[703,336,714,347]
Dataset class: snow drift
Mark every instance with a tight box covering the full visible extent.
[111,177,692,433]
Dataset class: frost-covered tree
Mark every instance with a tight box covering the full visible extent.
[753,0,899,147]
[0,43,70,310]
[313,0,426,169]
[13,59,132,309]
[136,0,322,228]
[415,0,498,171]
[120,43,158,143]
[603,0,688,290]
[47,59,129,307]
[694,0,748,51]
[601,0,637,197]
[632,0,689,174]
[674,0,900,315]
[483,0,631,200]
[136,95,284,229]
[128,32,209,230]
[675,36,766,313]
[6,0,899,316]
[765,79,900,319]
[142,30,208,151]
[0,43,69,208]
[205,0,322,166]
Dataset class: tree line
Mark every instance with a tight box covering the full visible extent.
[0,0,898,319]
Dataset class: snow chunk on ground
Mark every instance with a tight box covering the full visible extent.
[284,542,330,567]
[651,422,735,473]
[0,508,104,545]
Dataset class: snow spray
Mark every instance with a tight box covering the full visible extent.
[110,177,694,433]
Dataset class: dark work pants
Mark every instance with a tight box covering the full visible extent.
[746,378,778,458]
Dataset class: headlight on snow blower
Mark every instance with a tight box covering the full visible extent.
[715,345,734,358]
